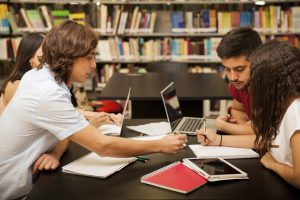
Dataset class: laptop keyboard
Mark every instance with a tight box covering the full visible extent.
[178,118,203,132]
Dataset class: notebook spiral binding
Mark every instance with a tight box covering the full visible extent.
[141,161,181,180]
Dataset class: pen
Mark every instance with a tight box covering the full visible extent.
[136,156,150,161]
[202,117,209,144]
[203,116,207,132]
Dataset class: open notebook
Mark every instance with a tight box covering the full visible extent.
[62,152,137,178]
[189,144,259,159]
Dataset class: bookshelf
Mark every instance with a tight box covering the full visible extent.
[0,0,92,84]
[87,0,300,117]
[92,0,300,91]
[1,1,300,92]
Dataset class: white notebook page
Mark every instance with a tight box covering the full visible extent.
[189,144,259,159]
[62,152,137,178]
[126,122,171,136]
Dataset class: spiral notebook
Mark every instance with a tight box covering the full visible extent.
[140,162,207,194]
[62,152,137,178]
[189,144,259,159]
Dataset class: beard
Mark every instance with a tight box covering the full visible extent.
[232,81,249,90]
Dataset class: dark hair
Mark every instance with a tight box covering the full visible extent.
[217,27,262,59]
[40,20,98,84]
[0,33,44,95]
[249,40,300,155]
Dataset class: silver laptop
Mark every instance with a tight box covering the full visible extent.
[161,82,204,135]
[98,87,131,135]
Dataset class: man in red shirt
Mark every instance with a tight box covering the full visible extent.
[215,27,262,135]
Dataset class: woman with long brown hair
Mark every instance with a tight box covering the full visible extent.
[249,40,300,189]
[196,40,300,189]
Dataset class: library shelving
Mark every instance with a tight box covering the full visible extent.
[1,0,300,91]
[0,0,92,82]
[92,0,300,89]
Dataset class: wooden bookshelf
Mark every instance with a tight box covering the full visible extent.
[94,0,300,5]
[10,0,90,4]
[1,0,300,91]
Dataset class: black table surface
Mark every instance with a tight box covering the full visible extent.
[99,73,231,101]
[27,119,300,200]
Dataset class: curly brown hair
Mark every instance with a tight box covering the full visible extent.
[40,20,98,84]
[249,40,300,155]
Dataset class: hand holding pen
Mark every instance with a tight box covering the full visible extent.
[196,118,220,146]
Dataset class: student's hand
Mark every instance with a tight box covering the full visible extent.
[159,134,188,154]
[109,113,123,126]
[32,153,60,174]
[89,112,115,128]
[196,128,221,146]
[260,152,276,170]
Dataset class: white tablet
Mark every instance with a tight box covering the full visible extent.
[183,157,248,182]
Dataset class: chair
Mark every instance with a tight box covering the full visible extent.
[145,62,188,73]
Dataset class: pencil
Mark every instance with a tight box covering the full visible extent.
[203,116,207,132]
[202,117,209,143]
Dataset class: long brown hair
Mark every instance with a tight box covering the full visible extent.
[249,40,300,155]
[0,33,44,95]
[40,20,98,84]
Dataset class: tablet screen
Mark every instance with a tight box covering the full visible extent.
[189,158,241,175]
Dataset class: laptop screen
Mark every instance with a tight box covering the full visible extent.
[120,87,131,127]
[161,82,183,131]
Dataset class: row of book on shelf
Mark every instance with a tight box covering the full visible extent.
[96,5,157,34]
[1,34,299,60]
[92,5,300,34]
[97,37,222,62]
[7,5,85,33]
[1,4,300,34]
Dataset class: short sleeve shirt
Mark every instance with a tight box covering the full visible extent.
[0,66,89,199]
[270,99,300,167]
[228,83,251,119]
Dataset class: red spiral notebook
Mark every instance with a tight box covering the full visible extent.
[140,161,207,194]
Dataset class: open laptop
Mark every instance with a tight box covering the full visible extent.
[98,87,131,135]
[161,82,204,135]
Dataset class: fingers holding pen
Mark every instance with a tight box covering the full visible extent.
[196,129,210,146]
[196,128,220,146]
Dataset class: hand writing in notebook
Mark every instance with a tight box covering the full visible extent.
[196,128,221,146]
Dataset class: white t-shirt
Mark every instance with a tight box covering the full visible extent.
[270,98,300,167]
[0,66,89,199]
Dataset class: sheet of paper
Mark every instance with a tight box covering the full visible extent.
[62,152,136,178]
[98,124,121,136]
[126,122,172,136]
[130,135,166,141]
